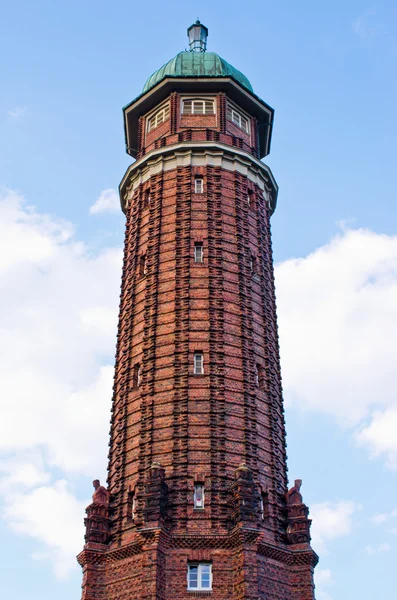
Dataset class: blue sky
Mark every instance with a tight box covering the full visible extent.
[0,2,396,599]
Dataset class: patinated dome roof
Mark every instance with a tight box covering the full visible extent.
[142,51,253,95]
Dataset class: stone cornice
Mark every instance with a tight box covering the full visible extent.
[118,142,278,215]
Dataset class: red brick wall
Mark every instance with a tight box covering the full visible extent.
[138,93,256,158]
[78,91,316,600]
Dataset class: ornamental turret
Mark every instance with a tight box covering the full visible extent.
[77,23,318,600]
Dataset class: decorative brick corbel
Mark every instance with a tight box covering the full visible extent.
[231,463,260,525]
[285,479,312,545]
[142,462,169,525]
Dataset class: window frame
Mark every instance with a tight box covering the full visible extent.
[194,177,204,194]
[187,563,212,591]
[146,102,170,133]
[194,242,204,263]
[194,351,204,375]
[226,102,250,134]
[194,484,205,509]
[181,97,215,116]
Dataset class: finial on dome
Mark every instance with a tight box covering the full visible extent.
[187,19,208,52]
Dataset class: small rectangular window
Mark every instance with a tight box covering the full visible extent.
[260,492,269,519]
[188,563,212,590]
[194,177,203,194]
[256,364,264,389]
[194,352,204,375]
[247,189,254,209]
[250,254,257,274]
[133,363,141,388]
[194,484,205,509]
[194,242,203,263]
[127,490,136,520]
[144,189,151,208]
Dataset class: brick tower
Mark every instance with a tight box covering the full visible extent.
[78,21,318,600]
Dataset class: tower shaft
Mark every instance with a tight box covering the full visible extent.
[78,25,317,600]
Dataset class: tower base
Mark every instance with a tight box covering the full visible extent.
[78,528,317,600]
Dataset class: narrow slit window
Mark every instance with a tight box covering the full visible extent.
[260,492,269,519]
[194,484,205,509]
[187,563,212,591]
[133,363,141,388]
[250,254,257,274]
[194,242,203,263]
[127,490,136,520]
[256,364,264,389]
[139,254,146,277]
[195,177,203,194]
[131,493,136,520]
[194,352,204,375]
[144,189,151,208]
[247,189,254,209]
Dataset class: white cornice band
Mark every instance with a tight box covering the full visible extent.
[119,142,278,213]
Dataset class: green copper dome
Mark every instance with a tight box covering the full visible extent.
[142,51,253,95]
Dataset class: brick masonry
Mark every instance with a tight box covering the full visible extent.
[77,89,318,600]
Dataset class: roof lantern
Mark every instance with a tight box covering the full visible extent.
[187,19,208,52]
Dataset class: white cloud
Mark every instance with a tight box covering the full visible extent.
[0,452,50,493]
[0,188,122,576]
[364,543,391,555]
[310,500,358,554]
[275,228,397,465]
[352,9,377,39]
[356,407,397,469]
[3,480,87,579]
[8,107,26,119]
[89,188,120,214]
[371,512,388,525]
[315,569,333,600]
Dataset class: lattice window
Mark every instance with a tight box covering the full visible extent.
[182,98,215,115]
[227,104,249,133]
[194,242,203,263]
[195,177,204,193]
[187,563,212,590]
[194,352,204,375]
[147,103,170,132]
